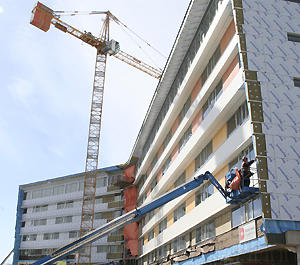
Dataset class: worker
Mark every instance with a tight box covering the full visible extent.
[241,156,255,187]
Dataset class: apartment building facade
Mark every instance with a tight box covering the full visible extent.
[129,0,300,264]
[13,166,126,265]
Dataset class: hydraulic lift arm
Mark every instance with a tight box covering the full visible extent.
[31,170,258,265]
[32,171,221,265]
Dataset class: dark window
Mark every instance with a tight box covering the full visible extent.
[227,101,249,137]
[287,32,300,43]
[202,80,223,119]
[22,208,27,214]
[294,77,300,87]
[179,125,192,152]
[174,202,186,222]
[23,192,28,200]
[178,96,191,124]
[195,141,213,171]
[174,171,186,188]
[21,221,25,227]
[158,218,167,234]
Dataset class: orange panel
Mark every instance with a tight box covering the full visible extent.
[172,118,178,135]
[186,160,195,179]
[192,109,202,134]
[220,20,235,54]
[167,212,174,227]
[186,194,195,213]
[222,55,239,91]
[213,165,229,193]
[171,145,179,162]
[212,124,227,152]
[30,2,53,32]
[191,76,202,102]
[157,145,164,159]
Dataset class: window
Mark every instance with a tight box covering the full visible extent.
[96,176,108,187]
[227,101,249,137]
[195,182,214,206]
[178,235,186,251]
[202,80,223,119]
[23,192,28,200]
[114,210,122,218]
[69,231,80,238]
[232,197,262,227]
[150,176,157,192]
[108,245,119,253]
[22,234,37,241]
[174,202,186,222]
[95,212,102,219]
[162,156,172,175]
[43,233,59,240]
[31,219,47,226]
[33,205,48,212]
[21,221,25,227]
[163,130,172,151]
[32,190,42,199]
[178,96,191,124]
[195,141,212,171]
[232,205,246,227]
[65,183,78,193]
[288,32,300,43]
[229,144,254,170]
[22,208,27,214]
[57,201,73,209]
[196,220,215,243]
[148,210,154,221]
[174,171,186,188]
[55,216,72,224]
[95,197,103,204]
[53,185,64,195]
[97,245,107,253]
[158,218,167,234]
[151,154,158,169]
[294,77,300,87]
[179,125,192,152]
[148,229,154,241]
[114,194,122,201]
[201,45,221,86]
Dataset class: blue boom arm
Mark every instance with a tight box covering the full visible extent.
[31,171,229,265]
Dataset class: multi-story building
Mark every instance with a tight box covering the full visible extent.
[13,0,300,265]
[13,166,126,265]
[129,0,300,264]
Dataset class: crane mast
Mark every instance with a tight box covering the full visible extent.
[30,2,162,265]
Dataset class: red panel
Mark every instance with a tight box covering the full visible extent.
[123,185,138,256]
[191,76,202,102]
[220,19,235,53]
[222,55,239,91]
[30,2,53,32]
[123,164,136,183]
[192,109,202,133]
[124,185,137,212]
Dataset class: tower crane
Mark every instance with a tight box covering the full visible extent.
[30,2,162,265]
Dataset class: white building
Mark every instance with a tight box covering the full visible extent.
[13,0,300,264]
[13,167,125,265]
[129,0,300,264]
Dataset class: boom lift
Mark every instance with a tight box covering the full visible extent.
[31,171,259,265]
[30,3,162,265]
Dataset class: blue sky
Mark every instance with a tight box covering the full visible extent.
[0,0,190,262]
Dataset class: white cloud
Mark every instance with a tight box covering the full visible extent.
[0,6,3,13]
[9,78,34,108]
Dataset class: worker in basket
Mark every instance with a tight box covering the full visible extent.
[241,156,255,187]
[225,157,255,191]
